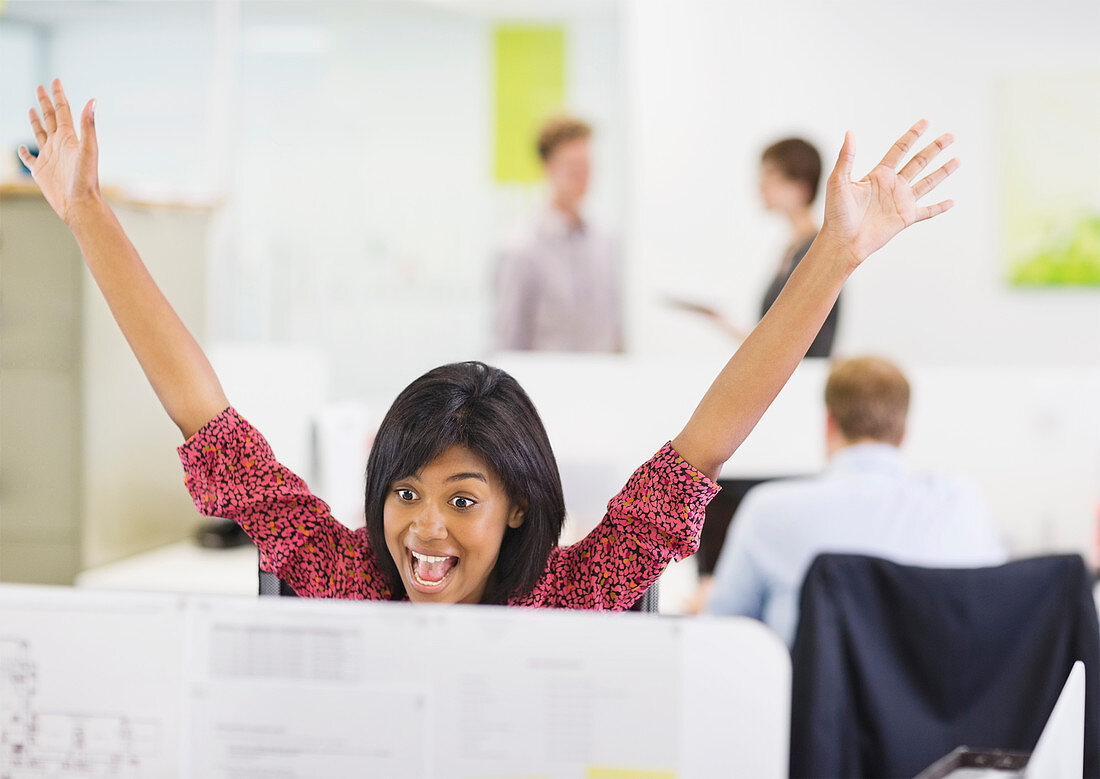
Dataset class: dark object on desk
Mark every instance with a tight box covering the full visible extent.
[789,554,1100,778]
[916,747,1030,778]
[697,478,787,576]
[258,563,661,612]
[196,518,250,549]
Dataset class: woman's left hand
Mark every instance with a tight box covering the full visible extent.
[821,120,959,270]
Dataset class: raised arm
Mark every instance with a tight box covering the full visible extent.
[671,121,958,480]
[19,80,228,438]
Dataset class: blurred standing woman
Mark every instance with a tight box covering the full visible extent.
[758,138,838,357]
[672,137,839,358]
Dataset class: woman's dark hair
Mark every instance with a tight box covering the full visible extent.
[363,361,565,604]
[761,137,822,205]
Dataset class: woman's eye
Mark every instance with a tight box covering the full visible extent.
[450,496,476,510]
[395,489,416,502]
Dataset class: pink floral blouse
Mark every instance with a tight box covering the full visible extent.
[178,407,719,610]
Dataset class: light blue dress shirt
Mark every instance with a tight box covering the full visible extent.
[705,443,1008,647]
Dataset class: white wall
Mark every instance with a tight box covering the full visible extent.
[0,21,44,179]
[44,4,217,198]
[230,2,494,398]
[624,0,1100,365]
[2,0,625,404]
[239,2,623,402]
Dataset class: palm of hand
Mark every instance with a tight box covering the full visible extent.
[821,121,959,267]
[34,125,84,218]
[829,166,920,260]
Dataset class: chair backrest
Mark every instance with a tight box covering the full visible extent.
[258,568,296,597]
[790,553,1100,778]
[259,564,660,612]
[630,582,659,613]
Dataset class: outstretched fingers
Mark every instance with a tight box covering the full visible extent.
[36,85,57,134]
[877,119,929,170]
[916,199,954,223]
[29,109,47,146]
[913,157,960,200]
[51,79,75,129]
[80,99,98,157]
[830,130,856,182]
[898,133,954,182]
[17,144,37,171]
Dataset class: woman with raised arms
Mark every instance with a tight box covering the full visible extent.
[20,80,957,607]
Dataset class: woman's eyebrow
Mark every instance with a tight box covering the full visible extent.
[446,472,487,484]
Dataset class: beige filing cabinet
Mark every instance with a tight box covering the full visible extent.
[0,183,215,584]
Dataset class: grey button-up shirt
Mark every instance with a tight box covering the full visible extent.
[706,444,1008,647]
[493,206,622,352]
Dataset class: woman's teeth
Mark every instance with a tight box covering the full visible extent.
[411,551,452,564]
[410,550,458,587]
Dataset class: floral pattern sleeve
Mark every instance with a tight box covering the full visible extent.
[516,442,720,610]
[177,407,391,600]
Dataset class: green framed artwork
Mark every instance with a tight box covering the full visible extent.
[493,25,566,184]
[999,73,1100,287]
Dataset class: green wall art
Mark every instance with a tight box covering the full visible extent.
[998,73,1100,287]
[493,25,566,184]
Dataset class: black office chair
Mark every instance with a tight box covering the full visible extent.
[630,582,660,613]
[258,568,295,597]
[259,562,660,612]
[789,553,1100,778]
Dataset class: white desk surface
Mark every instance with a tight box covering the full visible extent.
[76,539,259,596]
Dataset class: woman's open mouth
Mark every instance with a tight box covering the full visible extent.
[408,548,459,593]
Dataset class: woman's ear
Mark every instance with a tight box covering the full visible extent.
[507,501,526,529]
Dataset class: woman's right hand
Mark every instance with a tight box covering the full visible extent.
[18,79,100,227]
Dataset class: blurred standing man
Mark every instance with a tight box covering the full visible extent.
[494,116,622,352]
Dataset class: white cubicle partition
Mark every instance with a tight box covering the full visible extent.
[0,584,790,779]
[491,354,1100,558]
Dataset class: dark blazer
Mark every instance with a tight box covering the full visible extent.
[790,554,1100,778]
[760,235,840,358]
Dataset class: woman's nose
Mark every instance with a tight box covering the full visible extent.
[409,506,447,541]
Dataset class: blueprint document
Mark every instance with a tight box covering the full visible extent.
[0,587,187,778]
[0,586,789,778]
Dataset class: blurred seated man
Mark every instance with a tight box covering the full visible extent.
[704,356,1008,647]
[493,116,622,352]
